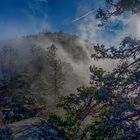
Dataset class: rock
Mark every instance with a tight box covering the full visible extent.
[0,118,66,140]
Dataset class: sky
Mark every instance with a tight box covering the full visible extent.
[0,0,140,46]
[0,0,81,39]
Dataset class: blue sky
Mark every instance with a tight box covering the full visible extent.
[0,0,100,27]
[0,0,81,38]
[0,0,138,45]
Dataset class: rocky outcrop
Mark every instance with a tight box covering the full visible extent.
[0,118,66,140]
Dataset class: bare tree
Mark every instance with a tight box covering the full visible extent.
[0,46,19,78]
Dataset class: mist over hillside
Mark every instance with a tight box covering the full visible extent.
[0,32,116,94]
[0,1,140,139]
[0,32,118,139]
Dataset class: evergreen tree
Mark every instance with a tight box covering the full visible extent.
[49,37,140,139]
[48,1,140,139]
[47,44,65,97]
[96,0,140,26]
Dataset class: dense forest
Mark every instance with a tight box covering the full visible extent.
[0,0,140,140]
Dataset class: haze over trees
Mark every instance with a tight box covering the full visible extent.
[0,0,140,140]
[48,0,140,139]
[0,44,66,127]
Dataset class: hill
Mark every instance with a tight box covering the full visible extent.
[0,32,116,93]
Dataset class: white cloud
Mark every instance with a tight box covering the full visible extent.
[75,1,140,47]
[130,15,140,38]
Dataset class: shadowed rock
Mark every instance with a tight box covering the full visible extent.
[0,118,66,140]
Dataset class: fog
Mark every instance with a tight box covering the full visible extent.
[0,32,117,95]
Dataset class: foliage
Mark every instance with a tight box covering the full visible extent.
[0,128,13,140]
[46,44,65,97]
[96,0,140,26]
[0,97,38,126]
[0,46,19,78]
[0,44,66,126]
[48,36,140,139]
[0,72,41,125]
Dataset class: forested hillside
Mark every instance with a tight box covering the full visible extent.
[0,0,140,140]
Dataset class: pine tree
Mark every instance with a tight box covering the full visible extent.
[47,44,65,98]
[48,1,140,139]
[96,0,140,26]
[49,37,140,139]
